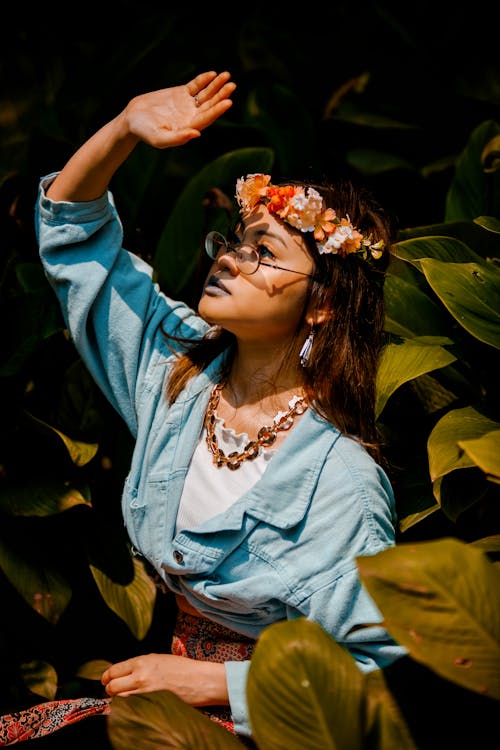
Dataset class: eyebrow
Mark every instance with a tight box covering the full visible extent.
[241,227,287,248]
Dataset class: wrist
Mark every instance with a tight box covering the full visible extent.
[194,661,229,707]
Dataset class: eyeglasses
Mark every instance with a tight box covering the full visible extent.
[205,231,314,278]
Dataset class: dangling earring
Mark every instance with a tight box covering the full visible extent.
[299,326,315,367]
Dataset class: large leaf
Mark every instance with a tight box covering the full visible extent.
[376,338,456,418]
[108,691,243,749]
[26,412,99,467]
[154,148,274,293]
[474,215,500,234]
[0,538,71,624]
[458,430,500,483]
[445,120,500,221]
[418,258,500,349]
[427,406,500,483]
[0,479,91,516]
[390,451,439,533]
[76,659,113,680]
[397,219,500,260]
[248,618,365,750]
[384,272,451,338]
[247,618,416,750]
[90,556,157,640]
[363,669,418,750]
[356,538,500,699]
[20,660,58,701]
[392,235,484,267]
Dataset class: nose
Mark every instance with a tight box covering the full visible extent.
[214,247,240,275]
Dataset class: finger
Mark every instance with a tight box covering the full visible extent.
[204,81,236,108]
[101,661,134,685]
[186,70,218,98]
[192,100,233,134]
[104,675,138,696]
[192,71,234,108]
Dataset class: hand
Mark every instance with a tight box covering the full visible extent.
[101,653,229,707]
[124,70,236,149]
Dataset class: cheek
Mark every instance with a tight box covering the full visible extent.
[247,284,308,333]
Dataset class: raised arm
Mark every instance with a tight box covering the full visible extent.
[46,70,236,202]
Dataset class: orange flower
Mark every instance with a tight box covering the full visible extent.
[235,174,271,212]
[267,186,296,215]
[313,208,337,242]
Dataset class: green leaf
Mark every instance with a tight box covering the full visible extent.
[393,235,484,267]
[376,339,456,418]
[154,147,274,294]
[90,557,157,640]
[397,220,500,260]
[27,412,99,466]
[458,430,500,482]
[364,669,418,750]
[0,538,71,624]
[75,659,113,680]
[248,618,365,750]
[0,479,91,516]
[470,534,500,554]
[474,215,500,234]
[384,272,451,338]
[20,660,58,701]
[356,538,500,699]
[418,258,500,349]
[108,691,244,749]
[247,618,416,750]
[428,406,499,482]
[445,120,500,221]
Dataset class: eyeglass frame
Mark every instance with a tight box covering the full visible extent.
[204,230,316,278]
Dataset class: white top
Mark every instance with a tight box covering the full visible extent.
[176,416,275,532]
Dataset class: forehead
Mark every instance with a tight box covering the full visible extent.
[239,206,309,253]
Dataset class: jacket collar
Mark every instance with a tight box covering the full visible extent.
[243,408,340,528]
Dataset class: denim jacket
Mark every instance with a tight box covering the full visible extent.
[36,174,407,736]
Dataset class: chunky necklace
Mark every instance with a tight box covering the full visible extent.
[204,383,308,471]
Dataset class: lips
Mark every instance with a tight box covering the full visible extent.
[204,275,230,295]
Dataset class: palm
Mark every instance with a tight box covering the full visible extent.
[127,71,235,149]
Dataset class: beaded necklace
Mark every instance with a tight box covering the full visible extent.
[204,383,308,471]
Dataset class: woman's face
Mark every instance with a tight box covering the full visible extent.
[198,206,315,344]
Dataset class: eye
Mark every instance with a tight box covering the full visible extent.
[257,243,276,260]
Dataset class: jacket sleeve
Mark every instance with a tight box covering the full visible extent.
[225,661,252,737]
[283,444,408,672]
[35,174,208,436]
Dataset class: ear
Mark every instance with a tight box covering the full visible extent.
[305,302,330,326]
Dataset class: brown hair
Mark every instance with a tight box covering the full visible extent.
[165,178,395,463]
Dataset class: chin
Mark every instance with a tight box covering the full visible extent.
[197,298,216,325]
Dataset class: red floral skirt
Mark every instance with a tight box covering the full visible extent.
[171,609,255,733]
[0,608,255,745]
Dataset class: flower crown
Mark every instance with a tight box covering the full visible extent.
[235,173,385,261]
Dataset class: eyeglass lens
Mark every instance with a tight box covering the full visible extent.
[205,231,260,275]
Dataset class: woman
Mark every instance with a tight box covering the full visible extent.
[3,70,407,745]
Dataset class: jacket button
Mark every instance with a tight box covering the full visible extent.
[173,550,184,564]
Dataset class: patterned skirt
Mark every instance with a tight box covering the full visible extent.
[0,608,256,745]
[171,609,255,732]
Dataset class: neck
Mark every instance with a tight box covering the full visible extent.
[224,341,305,406]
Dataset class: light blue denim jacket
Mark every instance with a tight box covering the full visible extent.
[36,174,407,736]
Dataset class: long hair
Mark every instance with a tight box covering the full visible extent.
[165,178,396,462]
